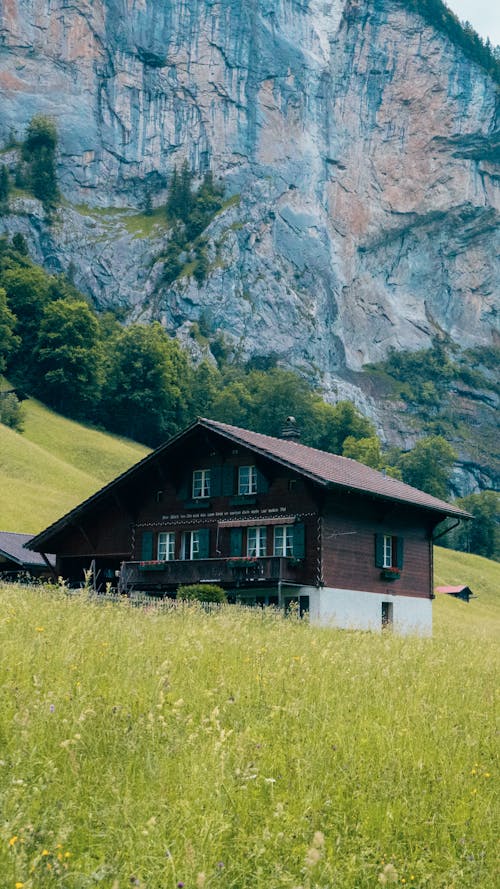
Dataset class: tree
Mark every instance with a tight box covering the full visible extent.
[1,265,52,385]
[35,299,103,418]
[0,286,20,372]
[342,435,402,477]
[0,165,10,211]
[398,436,456,500]
[101,323,191,445]
[311,400,375,453]
[11,233,28,256]
[444,491,499,561]
[0,391,24,431]
[23,115,59,210]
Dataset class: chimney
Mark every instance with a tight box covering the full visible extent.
[281,416,301,440]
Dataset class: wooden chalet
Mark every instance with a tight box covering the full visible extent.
[27,418,471,634]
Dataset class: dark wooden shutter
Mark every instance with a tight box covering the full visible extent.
[256,467,268,493]
[141,531,154,561]
[177,474,189,501]
[211,465,222,496]
[375,534,385,567]
[293,523,305,559]
[222,464,234,496]
[230,527,243,556]
[395,536,404,569]
[197,528,210,559]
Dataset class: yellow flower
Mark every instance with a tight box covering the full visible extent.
[36,627,44,632]
[9,836,18,847]
[15,883,24,888]
[64,851,71,858]
[41,849,50,856]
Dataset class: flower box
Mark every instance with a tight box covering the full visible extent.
[139,561,166,571]
[380,567,401,581]
[228,557,260,569]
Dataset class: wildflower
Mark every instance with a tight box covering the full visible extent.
[9,836,18,847]
[15,883,24,888]
[41,849,50,856]
[379,863,398,884]
[305,846,321,868]
[49,705,55,713]
[196,874,206,888]
[64,851,71,858]
[36,627,44,632]
[216,861,225,868]
[312,831,325,848]
[177,883,184,888]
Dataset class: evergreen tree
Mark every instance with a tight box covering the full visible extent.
[0,165,10,211]
[23,115,59,211]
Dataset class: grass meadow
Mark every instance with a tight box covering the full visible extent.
[0,397,149,534]
[0,549,498,889]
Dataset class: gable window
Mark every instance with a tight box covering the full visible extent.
[192,469,210,499]
[273,525,294,557]
[238,465,257,496]
[247,526,267,557]
[158,531,175,561]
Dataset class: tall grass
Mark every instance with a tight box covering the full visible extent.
[0,559,498,888]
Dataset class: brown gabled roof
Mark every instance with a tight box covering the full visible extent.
[201,419,471,518]
[27,417,470,552]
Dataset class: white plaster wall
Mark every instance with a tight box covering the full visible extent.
[300,586,432,636]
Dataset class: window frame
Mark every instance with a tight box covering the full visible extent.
[247,526,267,557]
[182,530,200,560]
[157,531,175,561]
[238,465,257,496]
[383,534,393,568]
[192,468,211,499]
[273,525,294,557]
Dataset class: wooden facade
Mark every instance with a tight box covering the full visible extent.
[27,418,470,633]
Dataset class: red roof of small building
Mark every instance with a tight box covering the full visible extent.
[435,585,471,594]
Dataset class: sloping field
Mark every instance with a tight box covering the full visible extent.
[0,552,498,888]
[0,398,149,534]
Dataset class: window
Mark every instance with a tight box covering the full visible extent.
[181,529,210,560]
[383,534,393,568]
[247,526,267,557]
[182,530,200,560]
[273,525,294,557]
[238,465,257,495]
[192,469,210,499]
[382,601,393,628]
[157,532,175,561]
[375,534,404,570]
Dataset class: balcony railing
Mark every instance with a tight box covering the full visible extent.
[119,556,303,593]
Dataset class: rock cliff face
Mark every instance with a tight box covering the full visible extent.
[0,0,498,471]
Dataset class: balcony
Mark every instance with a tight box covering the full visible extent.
[119,556,303,594]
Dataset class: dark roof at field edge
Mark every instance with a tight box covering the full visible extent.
[202,419,471,518]
[0,531,55,568]
[27,417,470,551]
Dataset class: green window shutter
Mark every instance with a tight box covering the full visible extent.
[230,527,243,556]
[197,528,210,559]
[293,522,305,559]
[222,464,234,496]
[211,465,222,496]
[141,531,154,561]
[177,475,189,500]
[256,467,268,493]
[375,534,384,568]
[395,537,404,569]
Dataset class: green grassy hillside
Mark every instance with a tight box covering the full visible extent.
[0,566,497,888]
[434,546,500,636]
[0,397,149,534]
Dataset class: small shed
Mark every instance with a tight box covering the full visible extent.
[435,585,476,603]
[0,531,55,581]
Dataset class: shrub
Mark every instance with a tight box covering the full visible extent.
[177,583,227,603]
